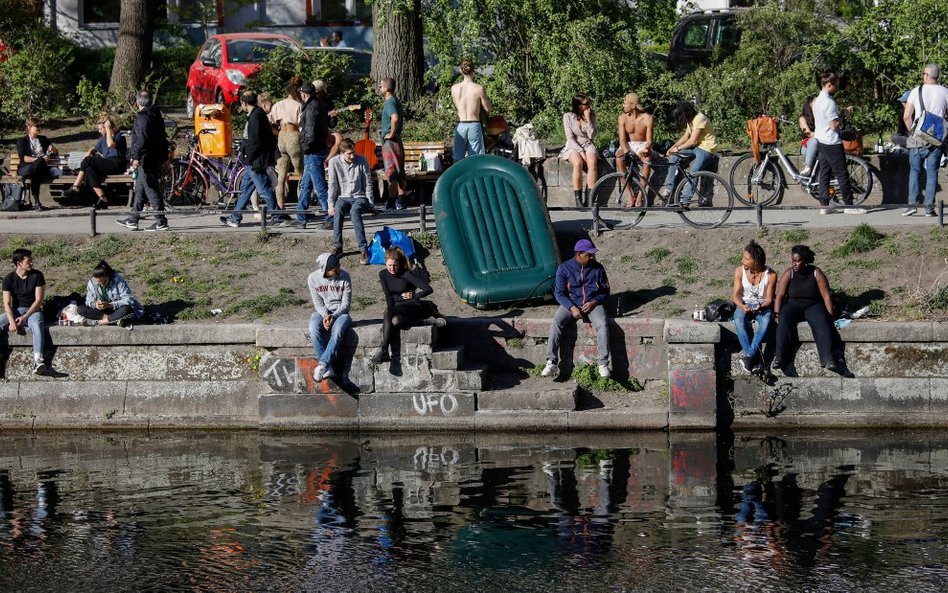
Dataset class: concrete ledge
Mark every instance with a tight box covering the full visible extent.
[478,387,576,411]
[665,321,720,344]
[567,410,668,430]
[44,324,258,345]
[474,410,569,431]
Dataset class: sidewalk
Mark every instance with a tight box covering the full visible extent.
[0,202,941,236]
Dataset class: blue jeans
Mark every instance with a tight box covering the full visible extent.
[0,307,46,355]
[545,305,610,366]
[309,311,351,366]
[908,145,942,208]
[663,147,714,202]
[733,307,772,358]
[333,196,371,251]
[230,168,283,223]
[298,151,329,222]
[453,122,485,162]
[803,138,818,170]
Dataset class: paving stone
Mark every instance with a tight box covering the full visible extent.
[566,410,668,430]
[374,355,433,392]
[474,410,569,430]
[665,320,720,344]
[667,344,715,370]
[668,368,716,428]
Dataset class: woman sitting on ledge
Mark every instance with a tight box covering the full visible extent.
[731,240,776,374]
[371,247,446,368]
[77,260,144,327]
[772,244,839,373]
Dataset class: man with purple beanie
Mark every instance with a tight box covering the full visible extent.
[542,238,612,378]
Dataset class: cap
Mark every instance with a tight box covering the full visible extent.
[574,239,598,254]
[324,253,340,274]
[300,82,316,95]
[313,80,327,93]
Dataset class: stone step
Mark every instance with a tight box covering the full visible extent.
[478,386,576,411]
[257,323,438,351]
[431,346,465,370]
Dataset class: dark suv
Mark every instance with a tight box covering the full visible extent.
[667,9,743,76]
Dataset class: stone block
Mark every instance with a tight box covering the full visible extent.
[731,376,849,415]
[431,347,464,370]
[860,378,930,411]
[665,320,720,344]
[18,381,126,418]
[374,355,433,392]
[404,325,435,346]
[474,410,569,430]
[345,357,375,394]
[50,324,257,346]
[359,392,475,418]
[346,324,382,349]
[258,392,359,422]
[668,368,716,428]
[430,369,483,392]
[256,327,309,349]
[667,344,715,370]
[567,410,668,430]
[477,388,576,411]
[931,379,948,407]
[0,381,21,416]
[258,354,300,393]
[840,322,934,343]
[125,381,258,418]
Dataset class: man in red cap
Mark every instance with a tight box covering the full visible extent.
[542,238,612,378]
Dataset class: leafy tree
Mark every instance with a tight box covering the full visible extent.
[110,0,159,92]
[0,28,74,126]
[371,0,426,102]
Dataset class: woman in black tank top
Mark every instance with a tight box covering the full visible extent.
[772,244,841,372]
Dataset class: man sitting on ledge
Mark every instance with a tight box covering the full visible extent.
[308,252,352,383]
[542,238,612,379]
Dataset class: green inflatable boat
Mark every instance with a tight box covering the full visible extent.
[433,154,559,309]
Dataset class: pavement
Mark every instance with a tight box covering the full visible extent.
[0,201,942,236]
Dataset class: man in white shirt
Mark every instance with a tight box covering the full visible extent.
[812,71,863,214]
[902,64,948,217]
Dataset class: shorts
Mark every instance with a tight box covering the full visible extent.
[627,141,650,157]
[381,138,404,183]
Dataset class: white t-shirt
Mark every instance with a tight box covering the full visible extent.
[907,84,948,120]
[812,90,839,145]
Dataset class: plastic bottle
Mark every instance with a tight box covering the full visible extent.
[608,140,617,158]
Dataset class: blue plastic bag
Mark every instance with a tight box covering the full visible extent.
[368,226,415,265]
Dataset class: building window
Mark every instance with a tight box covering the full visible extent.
[313,0,371,22]
[83,0,121,24]
[175,0,222,24]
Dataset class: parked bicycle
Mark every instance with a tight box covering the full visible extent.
[590,152,734,231]
[729,116,873,207]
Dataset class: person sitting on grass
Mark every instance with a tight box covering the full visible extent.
[371,247,446,371]
[64,115,127,210]
[731,240,777,373]
[307,252,352,383]
[542,238,612,379]
[77,260,143,327]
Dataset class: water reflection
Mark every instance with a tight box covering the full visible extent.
[1,431,947,591]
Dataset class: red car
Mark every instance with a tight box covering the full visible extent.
[186,33,299,116]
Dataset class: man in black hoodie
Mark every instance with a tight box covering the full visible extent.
[116,90,170,231]
[222,91,287,227]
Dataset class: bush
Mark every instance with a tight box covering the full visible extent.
[153,45,199,107]
[0,28,75,127]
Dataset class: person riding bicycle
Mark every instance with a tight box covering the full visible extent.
[660,101,718,207]
[615,92,653,208]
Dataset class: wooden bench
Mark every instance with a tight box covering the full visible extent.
[3,154,135,206]
[376,141,452,206]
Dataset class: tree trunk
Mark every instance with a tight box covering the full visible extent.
[370,0,425,103]
[109,0,156,93]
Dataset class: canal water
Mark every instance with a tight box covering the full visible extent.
[1,430,947,592]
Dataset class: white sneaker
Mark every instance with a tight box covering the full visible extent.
[541,360,558,377]
[902,207,917,216]
[313,363,327,382]
[819,207,830,215]
[598,364,610,378]
[799,167,811,177]
[844,207,867,215]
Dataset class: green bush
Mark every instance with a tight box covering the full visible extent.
[0,28,75,127]
[571,363,643,392]
[153,45,199,107]
[831,224,885,258]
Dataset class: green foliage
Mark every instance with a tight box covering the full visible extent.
[675,255,699,276]
[780,229,810,244]
[411,231,441,250]
[571,363,643,392]
[227,287,306,318]
[0,28,75,127]
[645,247,671,262]
[831,223,885,257]
[153,46,199,107]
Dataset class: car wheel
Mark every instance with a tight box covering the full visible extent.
[186,90,195,118]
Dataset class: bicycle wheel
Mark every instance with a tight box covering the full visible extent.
[167,161,208,209]
[675,171,733,229]
[728,153,783,206]
[841,154,872,206]
[589,172,647,230]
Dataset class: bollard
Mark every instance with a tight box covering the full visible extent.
[90,207,97,237]
[940,200,945,227]
[419,203,427,233]
[261,205,267,231]
[756,202,763,231]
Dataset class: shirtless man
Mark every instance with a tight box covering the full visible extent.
[451,60,492,162]
[614,93,653,207]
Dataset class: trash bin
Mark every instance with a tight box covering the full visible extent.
[194,103,233,157]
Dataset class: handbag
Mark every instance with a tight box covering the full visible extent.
[745,116,779,164]
[704,299,735,322]
[368,226,416,265]
[910,85,948,148]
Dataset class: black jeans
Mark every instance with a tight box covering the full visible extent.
[129,163,166,225]
[18,158,50,206]
[775,300,835,366]
[81,156,126,190]
[816,141,852,206]
[77,304,135,323]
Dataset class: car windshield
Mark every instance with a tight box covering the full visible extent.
[226,39,295,64]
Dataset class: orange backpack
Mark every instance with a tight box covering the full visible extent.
[745,116,780,163]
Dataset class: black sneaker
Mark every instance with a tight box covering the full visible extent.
[290,220,307,229]
[320,219,333,230]
[823,359,838,372]
[771,357,784,373]
[925,209,937,217]
[371,351,390,364]
[145,221,169,231]
[116,218,138,230]
[741,355,754,373]
[221,216,239,228]
[94,200,109,210]
[117,316,133,328]
[32,360,46,376]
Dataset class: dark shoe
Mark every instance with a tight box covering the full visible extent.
[64,186,81,199]
[823,359,838,372]
[270,218,289,227]
[360,250,370,265]
[145,221,169,232]
[116,218,138,230]
[371,351,390,364]
[320,219,334,230]
[332,246,343,257]
[771,356,784,373]
[117,316,132,328]
[741,355,754,373]
[573,191,583,208]
[290,220,307,229]
[221,216,239,228]
[94,199,109,210]
[32,360,46,376]
[424,316,447,327]
[925,209,938,217]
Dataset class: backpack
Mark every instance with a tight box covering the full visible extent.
[704,299,736,322]
[0,182,22,211]
[745,116,780,164]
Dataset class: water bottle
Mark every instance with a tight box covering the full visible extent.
[608,140,617,158]
[130,167,140,181]
[419,153,427,172]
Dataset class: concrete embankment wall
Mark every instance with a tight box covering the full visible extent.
[0,319,944,430]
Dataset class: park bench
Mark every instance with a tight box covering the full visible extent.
[376,141,452,206]
[2,154,135,207]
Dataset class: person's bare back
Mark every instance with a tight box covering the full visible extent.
[452,78,490,121]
